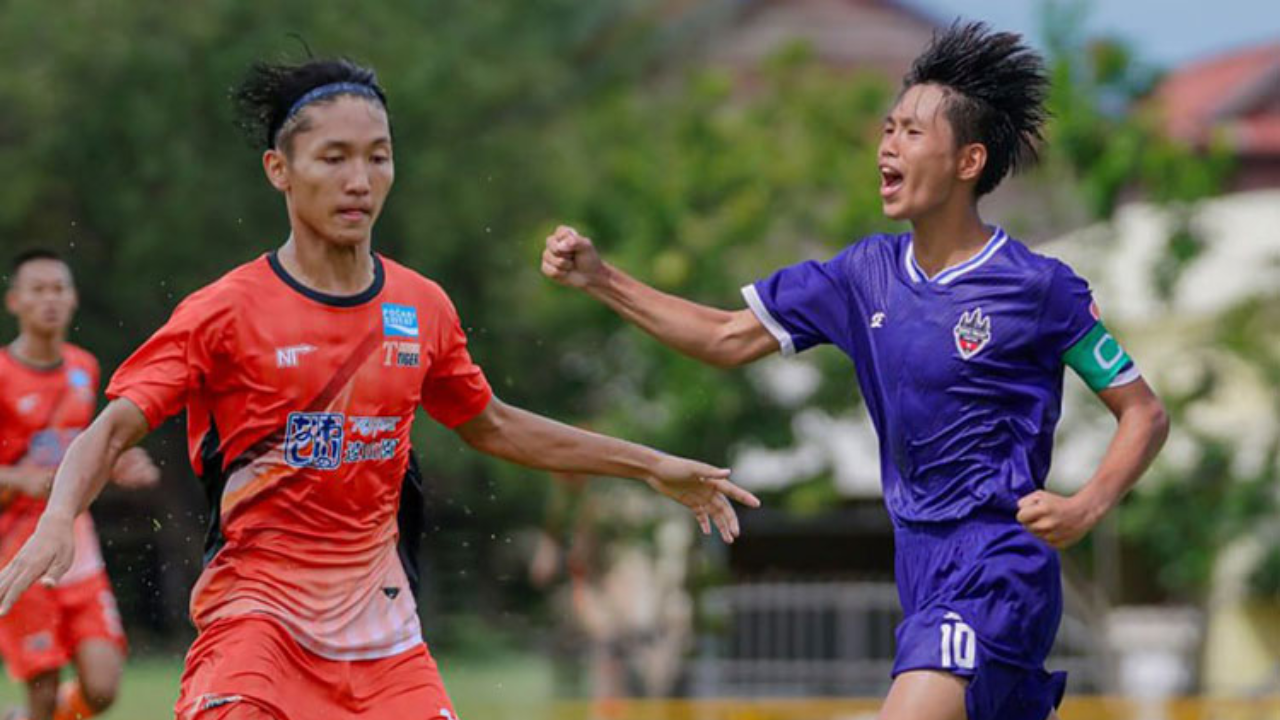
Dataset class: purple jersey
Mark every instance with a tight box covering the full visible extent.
[743,228,1139,525]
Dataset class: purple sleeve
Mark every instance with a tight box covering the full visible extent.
[1039,261,1098,356]
[741,250,853,356]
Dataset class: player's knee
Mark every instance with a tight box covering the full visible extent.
[78,675,119,711]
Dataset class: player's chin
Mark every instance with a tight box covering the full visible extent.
[880,198,911,221]
[324,226,374,247]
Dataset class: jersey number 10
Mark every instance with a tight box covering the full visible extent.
[940,612,977,670]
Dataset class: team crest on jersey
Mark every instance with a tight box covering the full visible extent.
[284,412,346,470]
[382,303,420,338]
[953,307,992,360]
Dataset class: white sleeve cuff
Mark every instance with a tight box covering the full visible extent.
[741,284,796,357]
[1108,364,1143,388]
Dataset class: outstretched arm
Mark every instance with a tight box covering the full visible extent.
[455,397,760,542]
[542,226,778,368]
[0,466,55,499]
[1017,379,1169,548]
[0,398,151,612]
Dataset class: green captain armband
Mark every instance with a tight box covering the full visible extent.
[1063,321,1135,392]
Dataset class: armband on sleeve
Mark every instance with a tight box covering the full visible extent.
[1062,321,1140,392]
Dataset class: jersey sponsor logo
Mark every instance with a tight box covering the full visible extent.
[344,438,399,463]
[939,611,977,670]
[348,416,400,437]
[25,428,79,467]
[68,368,91,388]
[284,413,405,470]
[16,393,39,415]
[382,340,421,368]
[953,307,992,360]
[197,693,245,711]
[275,344,317,368]
[870,311,887,329]
[284,412,346,470]
[382,303,420,338]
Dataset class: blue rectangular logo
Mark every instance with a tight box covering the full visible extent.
[381,303,419,338]
[284,412,346,470]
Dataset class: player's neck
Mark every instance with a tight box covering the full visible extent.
[909,203,991,279]
[9,330,64,368]
[278,233,376,297]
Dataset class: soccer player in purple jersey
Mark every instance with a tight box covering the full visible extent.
[542,22,1169,720]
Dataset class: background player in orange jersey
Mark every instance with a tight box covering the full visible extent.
[0,250,160,720]
[0,59,760,720]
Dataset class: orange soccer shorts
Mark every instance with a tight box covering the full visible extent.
[176,615,458,720]
[0,571,126,682]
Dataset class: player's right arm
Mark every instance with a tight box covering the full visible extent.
[542,226,778,368]
[0,399,150,612]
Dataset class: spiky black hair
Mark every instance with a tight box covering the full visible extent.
[902,21,1049,196]
[8,249,68,287]
[232,57,389,152]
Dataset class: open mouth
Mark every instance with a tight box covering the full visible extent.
[879,166,904,198]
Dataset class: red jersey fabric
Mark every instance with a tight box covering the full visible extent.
[0,345,106,584]
[106,252,492,660]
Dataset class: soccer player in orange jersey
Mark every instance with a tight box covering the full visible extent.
[0,250,160,720]
[0,60,759,720]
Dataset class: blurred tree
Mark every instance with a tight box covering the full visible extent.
[1031,2,1278,605]
[0,0,692,650]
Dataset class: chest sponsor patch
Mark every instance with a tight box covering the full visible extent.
[382,340,421,368]
[382,303,419,338]
[953,307,992,360]
[283,412,405,470]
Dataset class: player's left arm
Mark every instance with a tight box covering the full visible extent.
[454,397,760,543]
[1018,378,1169,549]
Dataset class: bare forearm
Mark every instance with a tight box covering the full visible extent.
[460,401,663,482]
[1075,401,1169,521]
[587,263,768,367]
[44,401,149,521]
[0,467,53,498]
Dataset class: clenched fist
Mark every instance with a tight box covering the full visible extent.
[542,225,607,290]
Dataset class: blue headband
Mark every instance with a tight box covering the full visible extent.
[273,82,383,145]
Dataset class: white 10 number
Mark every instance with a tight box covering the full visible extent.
[940,612,976,670]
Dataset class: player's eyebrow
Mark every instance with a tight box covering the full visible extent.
[883,111,919,127]
[316,136,392,151]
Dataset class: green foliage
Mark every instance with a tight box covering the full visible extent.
[0,0,892,637]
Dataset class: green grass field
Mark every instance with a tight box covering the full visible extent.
[0,653,556,719]
[9,659,1280,720]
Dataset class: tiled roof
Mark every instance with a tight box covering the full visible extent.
[1155,43,1280,154]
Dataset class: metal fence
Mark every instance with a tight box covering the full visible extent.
[691,580,1108,697]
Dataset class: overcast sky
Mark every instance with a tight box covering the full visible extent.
[905,0,1280,68]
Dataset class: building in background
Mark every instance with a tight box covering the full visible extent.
[1154,42,1280,190]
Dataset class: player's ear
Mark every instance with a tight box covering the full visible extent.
[263,148,289,192]
[957,142,986,185]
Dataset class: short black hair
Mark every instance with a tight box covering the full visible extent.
[232,58,390,152]
[8,249,68,287]
[902,21,1049,196]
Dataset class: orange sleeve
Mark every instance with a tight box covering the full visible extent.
[420,290,492,429]
[106,288,228,430]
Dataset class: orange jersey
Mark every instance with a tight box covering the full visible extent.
[106,253,492,660]
[0,345,105,585]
